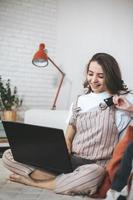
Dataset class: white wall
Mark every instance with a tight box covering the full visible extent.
[56,0,133,108]
[0,0,58,110]
[0,0,133,110]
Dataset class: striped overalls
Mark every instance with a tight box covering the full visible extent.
[2,104,118,196]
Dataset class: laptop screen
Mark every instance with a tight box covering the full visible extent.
[2,121,73,174]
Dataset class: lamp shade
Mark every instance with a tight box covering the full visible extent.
[32,43,48,67]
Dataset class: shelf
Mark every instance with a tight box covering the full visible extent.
[0,121,9,157]
[0,137,8,142]
[0,137,9,148]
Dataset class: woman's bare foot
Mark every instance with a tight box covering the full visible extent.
[10,173,37,186]
[9,173,56,190]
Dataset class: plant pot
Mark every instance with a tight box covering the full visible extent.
[2,110,17,121]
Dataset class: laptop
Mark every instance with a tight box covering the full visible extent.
[2,121,73,175]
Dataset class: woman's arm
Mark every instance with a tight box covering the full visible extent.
[113,95,133,113]
[65,125,76,154]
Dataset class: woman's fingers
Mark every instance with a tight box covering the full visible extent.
[113,95,131,111]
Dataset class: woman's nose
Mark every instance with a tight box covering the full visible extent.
[91,75,98,82]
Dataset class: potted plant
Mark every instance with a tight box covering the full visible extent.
[0,76,23,121]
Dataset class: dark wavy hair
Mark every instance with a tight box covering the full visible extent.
[83,53,128,94]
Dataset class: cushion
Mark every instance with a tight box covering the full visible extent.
[106,125,133,179]
[91,125,133,198]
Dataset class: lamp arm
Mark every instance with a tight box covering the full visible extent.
[48,57,65,76]
[48,57,65,110]
[52,74,65,110]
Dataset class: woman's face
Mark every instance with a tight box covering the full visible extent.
[87,61,107,93]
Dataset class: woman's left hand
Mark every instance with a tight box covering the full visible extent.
[113,95,133,112]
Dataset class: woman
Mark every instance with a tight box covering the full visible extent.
[2,53,133,196]
[106,95,133,200]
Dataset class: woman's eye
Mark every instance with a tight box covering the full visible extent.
[98,75,104,79]
[88,73,93,76]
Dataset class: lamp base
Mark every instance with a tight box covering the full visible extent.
[51,105,56,110]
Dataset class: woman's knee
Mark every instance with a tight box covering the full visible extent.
[55,164,105,195]
[2,149,35,176]
[2,149,14,167]
[77,164,105,194]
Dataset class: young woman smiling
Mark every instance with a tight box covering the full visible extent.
[2,53,133,197]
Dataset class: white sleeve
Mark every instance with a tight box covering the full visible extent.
[66,103,73,125]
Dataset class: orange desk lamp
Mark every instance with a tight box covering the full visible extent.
[32,43,65,110]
